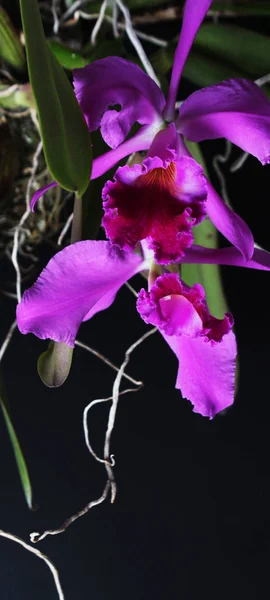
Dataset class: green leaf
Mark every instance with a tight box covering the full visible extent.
[152,41,244,81]
[19,0,92,197]
[194,23,270,79]
[183,49,244,89]
[0,373,33,509]
[48,39,125,72]
[212,1,270,16]
[0,7,26,71]
[48,40,87,70]
[37,341,73,388]
[181,141,229,320]
[0,83,35,110]
[85,39,126,62]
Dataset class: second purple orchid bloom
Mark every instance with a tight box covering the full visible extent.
[17,0,270,418]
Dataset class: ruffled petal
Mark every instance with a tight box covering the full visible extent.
[181,245,270,270]
[16,241,144,346]
[164,0,213,121]
[102,131,207,264]
[137,272,236,417]
[164,331,237,418]
[137,272,232,341]
[177,79,270,164]
[73,57,165,148]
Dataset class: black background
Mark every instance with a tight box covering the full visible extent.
[1,4,270,594]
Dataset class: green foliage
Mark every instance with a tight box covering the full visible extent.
[0,83,35,110]
[212,1,270,15]
[48,38,125,71]
[47,40,88,70]
[19,0,92,197]
[67,0,270,16]
[152,22,270,97]
[0,373,33,509]
[0,6,25,71]
[195,23,270,78]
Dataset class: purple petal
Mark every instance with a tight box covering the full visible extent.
[164,0,213,121]
[137,272,236,417]
[16,241,143,346]
[92,125,155,178]
[178,137,254,260]
[137,277,204,337]
[31,181,58,211]
[73,57,165,148]
[164,330,237,418]
[206,182,254,260]
[102,143,207,264]
[177,79,270,164]
[158,295,203,336]
[181,245,270,270]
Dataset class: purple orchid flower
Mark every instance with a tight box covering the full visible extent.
[102,125,208,264]
[33,0,270,262]
[70,0,270,261]
[16,239,270,417]
[137,272,236,418]
[17,0,270,418]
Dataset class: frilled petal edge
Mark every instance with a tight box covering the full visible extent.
[164,330,237,418]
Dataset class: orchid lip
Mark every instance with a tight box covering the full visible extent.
[102,141,207,265]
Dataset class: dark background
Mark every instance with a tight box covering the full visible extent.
[1,1,270,597]
[1,144,270,600]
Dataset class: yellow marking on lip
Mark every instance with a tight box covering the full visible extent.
[136,161,177,193]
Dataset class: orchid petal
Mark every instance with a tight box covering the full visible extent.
[16,241,144,346]
[102,148,207,264]
[31,181,58,211]
[137,272,236,417]
[158,295,203,337]
[73,57,165,148]
[164,330,237,418]
[91,125,155,179]
[181,245,270,270]
[206,182,254,261]
[165,0,213,121]
[177,79,270,164]
[179,138,254,260]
